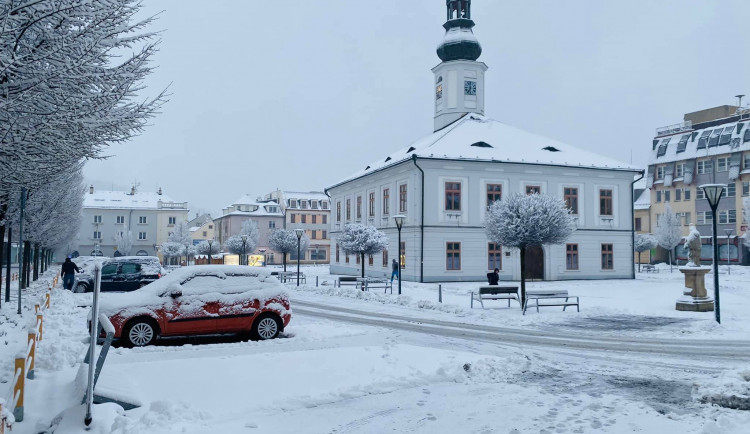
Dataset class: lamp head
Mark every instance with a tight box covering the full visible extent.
[699,184,726,208]
[394,214,406,230]
[241,234,248,242]
[294,228,304,239]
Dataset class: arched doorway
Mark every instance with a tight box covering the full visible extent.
[524,245,544,281]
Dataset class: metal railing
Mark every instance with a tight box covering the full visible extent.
[655,120,692,137]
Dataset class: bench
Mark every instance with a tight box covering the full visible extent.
[470,286,519,309]
[279,271,306,284]
[642,264,659,273]
[362,278,393,294]
[522,289,579,315]
[336,276,360,288]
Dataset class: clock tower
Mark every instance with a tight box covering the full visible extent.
[432,0,488,132]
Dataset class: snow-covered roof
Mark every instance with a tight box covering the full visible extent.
[634,189,651,210]
[329,114,640,188]
[221,196,283,217]
[282,191,328,201]
[648,115,750,166]
[84,190,187,210]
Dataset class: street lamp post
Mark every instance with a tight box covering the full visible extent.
[184,242,190,266]
[294,229,304,287]
[394,215,405,295]
[241,234,248,266]
[723,229,733,275]
[700,184,725,324]
[207,239,215,265]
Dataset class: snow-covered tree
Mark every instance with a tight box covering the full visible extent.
[634,234,657,272]
[195,240,221,264]
[167,221,194,264]
[114,229,134,256]
[484,193,575,306]
[224,220,260,263]
[268,229,310,272]
[337,224,389,278]
[656,205,682,272]
[160,242,183,266]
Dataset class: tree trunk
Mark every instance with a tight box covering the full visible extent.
[669,250,673,273]
[519,246,527,307]
[361,253,365,279]
[0,224,4,301]
[638,254,641,273]
[5,226,11,302]
[283,254,287,272]
[33,244,39,281]
[21,241,28,289]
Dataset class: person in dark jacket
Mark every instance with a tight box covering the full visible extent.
[486,268,500,285]
[61,257,81,290]
[390,259,399,283]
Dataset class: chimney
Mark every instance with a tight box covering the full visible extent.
[89,185,94,194]
[158,187,163,195]
[130,185,136,195]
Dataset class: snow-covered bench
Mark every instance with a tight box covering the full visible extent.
[363,278,393,294]
[279,271,306,284]
[336,276,359,288]
[471,286,519,308]
[522,289,579,315]
[642,264,659,273]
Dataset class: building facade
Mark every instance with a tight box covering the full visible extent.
[214,195,284,263]
[263,190,331,264]
[646,104,750,265]
[73,186,188,258]
[326,0,641,282]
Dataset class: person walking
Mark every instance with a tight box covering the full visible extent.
[390,258,399,283]
[486,268,500,285]
[61,257,81,290]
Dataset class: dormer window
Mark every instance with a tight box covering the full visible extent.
[470,141,492,148]
[300,200,308,209]
[288,200,297,208]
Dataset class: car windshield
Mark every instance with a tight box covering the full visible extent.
[179,275,225,296]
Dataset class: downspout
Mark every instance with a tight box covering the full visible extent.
[411,155,425,283]
[631,170,645,279]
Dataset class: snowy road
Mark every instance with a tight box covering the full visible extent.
[293,299,750,364]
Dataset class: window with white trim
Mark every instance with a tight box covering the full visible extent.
[138,232,147,240]
[717,157,729,172]
[138,216,147,224]
[718,210,736,224]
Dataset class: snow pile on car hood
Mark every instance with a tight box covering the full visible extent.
[98,266,288,316]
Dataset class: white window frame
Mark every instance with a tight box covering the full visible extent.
[717,157,729,172]
[138,216,147,224]
[93,215,102,223]
[138,231,147,240]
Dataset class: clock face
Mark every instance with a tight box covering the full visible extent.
[436,84,443,100]
[464,80,476,96]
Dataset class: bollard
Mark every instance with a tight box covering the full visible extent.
[316,276,319,287]
[45,292,50,309]
[14,357,25,422]
[26,332,36,379]
[439,284,442,303]
[34,304,40,314]
[36,315,43,341]
[0,401,5,434]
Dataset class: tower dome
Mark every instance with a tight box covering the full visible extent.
[436,0,482,62]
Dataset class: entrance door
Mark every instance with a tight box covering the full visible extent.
[525,246,544,280]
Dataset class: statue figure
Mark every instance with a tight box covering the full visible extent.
[685,224,702,267]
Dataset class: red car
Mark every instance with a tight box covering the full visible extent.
[98,266,291,347]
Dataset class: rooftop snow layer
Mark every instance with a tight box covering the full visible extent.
[330,114,640,188]
[84,191,186,210]
[648,117,749,165]
[634,189,651,210]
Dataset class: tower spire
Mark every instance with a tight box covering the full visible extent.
[437,0,482,62]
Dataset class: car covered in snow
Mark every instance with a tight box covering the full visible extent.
[97,265,291,346]
[75,256,164,293]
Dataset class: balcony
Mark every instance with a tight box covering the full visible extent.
[158,201,188,210]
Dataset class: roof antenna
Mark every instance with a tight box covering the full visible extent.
[736,94,745,119]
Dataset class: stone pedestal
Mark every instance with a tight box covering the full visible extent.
[676,266,714,312]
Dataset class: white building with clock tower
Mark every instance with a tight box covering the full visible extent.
[326,0,642,283]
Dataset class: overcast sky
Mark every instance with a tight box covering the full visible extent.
[84,0,750,217]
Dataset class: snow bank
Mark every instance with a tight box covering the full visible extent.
[694,369,750,410]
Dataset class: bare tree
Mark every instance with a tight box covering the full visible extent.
[656,205,682,272]
[337,224,388,279]
[269,229,310,272]
[114,228,134,256]
[484,193,575,306]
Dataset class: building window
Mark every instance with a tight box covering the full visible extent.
[301,214,307,224]
[168,217,176,225]
[601,244,613,270]
[446,242,461,270]
[743,182,750,196]
[138,216,147,224]
[356,196,362,219]
[400,241,405,268]
[311,230,317,240]
[724,183,736,198]
[744,153,750,169]
[336,245,340,263]
[368,254,374,266]
[291,214,296,223]
[599,189,613,215]
[311,215,317,224]
[566,244,579,270]
[718,210,737,224]
[356,254,360,264]
[322,230,327,239]
[138,232,147,240]
[697,211,712,225]
[203,231,207,236]
[656,166,664,179]
[311,249,326,261]
[382,250,388,267]
[675,188,681,201]
[564,187,578,214]
[526,185,541,195]
[697,160,712,174]
[696,188,705,200]
[311,201,319,210]
[345,253,349,264]
[682,212,692,226]
[635,217,642,232]
[717,157,729,172]
[321,201,329,210]
[399,184,407,213]
[116,215,125,224]
[93,215,102,223]
[300,200,308,209]
[675,163,685,178]
[445,182,461,211]
[486,184,502,208]
[656,190,662,203]
[488,243,502,270]
[346,199,351,221]
[93,231,101,239]
[269,221,276,228]
[382,188,390,215]
[323,215,328,224]
[684,188,691,201]
[369,192,375,217]
[664,190,671,202]
[208,225,213,229]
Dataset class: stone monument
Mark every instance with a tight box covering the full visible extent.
[676,224,714,312]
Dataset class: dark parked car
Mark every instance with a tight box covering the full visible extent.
[74,256,163,292]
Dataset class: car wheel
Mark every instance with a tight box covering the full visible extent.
[124,319,158,347]
[73,282,89,293]
[252,314,281,340]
